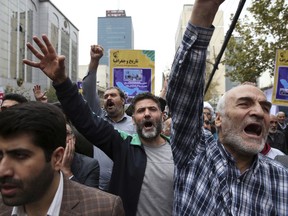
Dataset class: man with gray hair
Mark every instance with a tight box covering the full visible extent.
[166,0,288,215]
[203,101,217,139]
[266,114,287,154]
[276,111,288,149]
[276,111,287,130]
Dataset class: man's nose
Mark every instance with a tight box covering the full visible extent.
[0,157,13,178]
[144,109,151,117]
[250,103,265,118]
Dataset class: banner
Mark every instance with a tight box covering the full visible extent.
[109,49,155,104]
[272,49,288,106]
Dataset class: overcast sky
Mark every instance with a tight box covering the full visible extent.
[51,0,251,92]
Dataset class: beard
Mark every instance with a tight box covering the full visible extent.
[269,128,277,134]
[136,118,162,141]
[0,162,55,206]
[221,117,267,156]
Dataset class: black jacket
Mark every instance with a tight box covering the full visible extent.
[54,78,169,216]
[267,130,287,154]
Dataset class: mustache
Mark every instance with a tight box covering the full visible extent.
[0,177,22,187]
[140,119,154,126]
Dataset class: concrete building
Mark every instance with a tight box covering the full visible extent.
[0,0,78,98]
[98,10,134,66]
[78,63,107,91]
[78,9,134,94]
[175,4,225,104]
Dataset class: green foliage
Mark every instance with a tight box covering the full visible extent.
[225,0,288,83]
[204,62,219,102]
[45,87,58,103]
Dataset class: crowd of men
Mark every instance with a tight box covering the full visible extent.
[1,0,288,215]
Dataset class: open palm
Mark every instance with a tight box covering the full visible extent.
[23,35,67,84]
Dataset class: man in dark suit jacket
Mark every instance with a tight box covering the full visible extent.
[266,114,288,154]
[70,152,100,188]
[0,102,124,216]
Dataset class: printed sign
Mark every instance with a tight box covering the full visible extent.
[272,49,288,105]
[110,49,155,104]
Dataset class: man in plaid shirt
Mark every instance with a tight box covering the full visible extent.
[166,0,288,215]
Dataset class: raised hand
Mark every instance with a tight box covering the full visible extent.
[33,85,48,103]
[88,45,104,71]
[23,35,67,84]
[61,136,75,178]
[191,0,225,27]
[90,45,104,60]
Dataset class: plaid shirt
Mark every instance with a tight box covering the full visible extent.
[166,23,288,216]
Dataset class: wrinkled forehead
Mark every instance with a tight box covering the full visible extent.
[277,112,286,118]
[226,85,267,103]
[135,99,160,109]
[104,89,120,96]
[270,115,278,122]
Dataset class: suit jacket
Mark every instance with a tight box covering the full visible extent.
[0,177,125,216]
[71,152,100,188]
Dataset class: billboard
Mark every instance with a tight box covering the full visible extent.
[272,49,288,105]
[109,49,155,104]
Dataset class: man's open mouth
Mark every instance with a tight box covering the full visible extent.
[107,101,114,107]
[244,123,262,136]
[144,121,153,129]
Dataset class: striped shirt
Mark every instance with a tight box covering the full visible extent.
[166,22,288,216]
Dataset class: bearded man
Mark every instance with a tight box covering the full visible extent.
[266,114,287,154]
[166,0,288,215]
[0,102,124,216]
[22,35,173,216]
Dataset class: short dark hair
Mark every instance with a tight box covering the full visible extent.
[105,87,126,100]
[130,92,162,114]
[0,101,66,161]
[2,93,28,104]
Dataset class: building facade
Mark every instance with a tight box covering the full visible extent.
[0,0,78,97]
[175,4,225,106]
[98,10,134,66]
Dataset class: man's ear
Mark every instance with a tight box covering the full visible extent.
[132,115,136,125]
[214,112,222,127]
[51,147,64,171]
[121,97,125,106]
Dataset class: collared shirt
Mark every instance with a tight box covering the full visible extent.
[166,23,288,215]
[102,111,135,135]
[12,172,64,216]
[278,122,287,130]
[265,147,285,159]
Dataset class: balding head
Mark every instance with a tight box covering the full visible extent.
[215,83,271,157]
[217,84,268,114]
[276,111,286,124]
